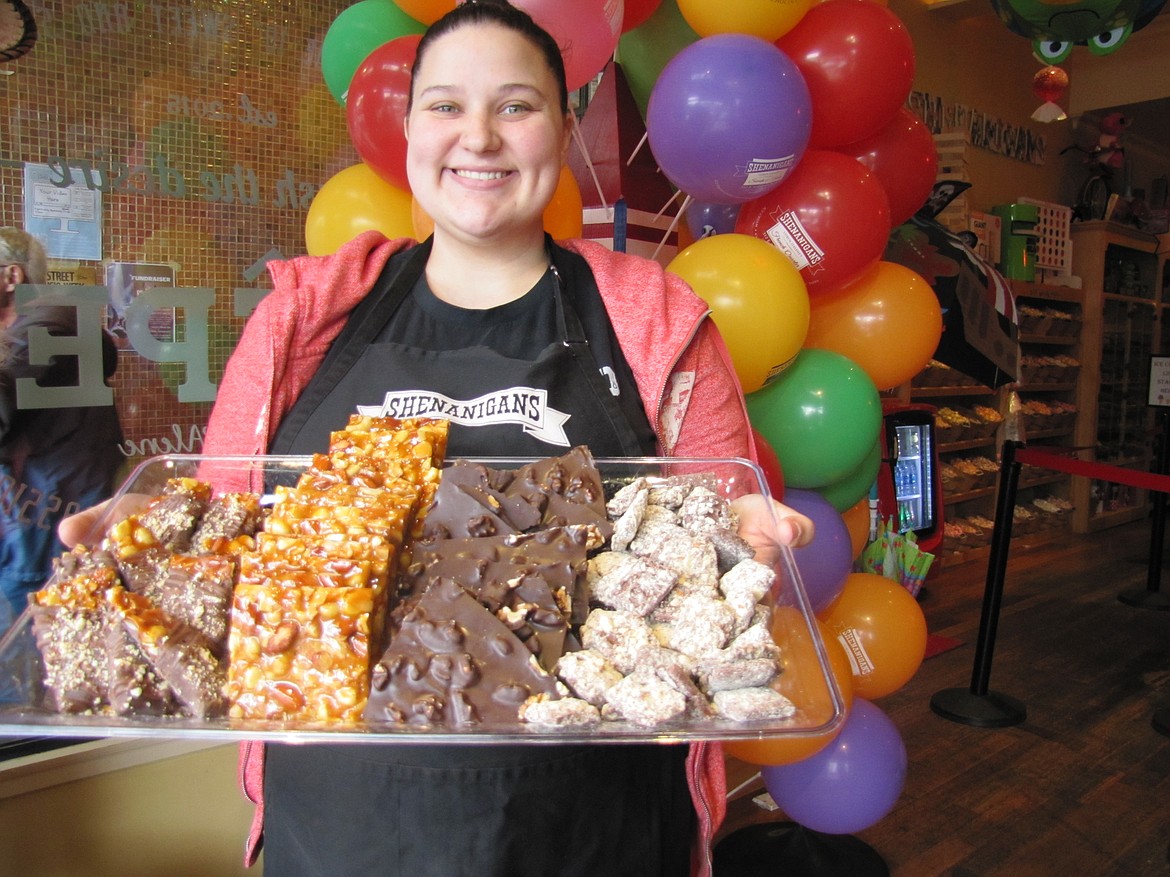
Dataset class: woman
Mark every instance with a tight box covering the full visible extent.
[65,2,812,874]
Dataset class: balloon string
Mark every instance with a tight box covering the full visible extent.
[627,131,648,167]
[726,770,763,801]
[650,192,688,262]
[569,112,608,209]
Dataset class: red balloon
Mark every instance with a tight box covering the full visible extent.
[623,0,664,32]
[776,0,916,149]
[752,427,786,500]
[513,0,623,92]
[735,151,891,297]
[836,108,939,226]
[346,35,421,192]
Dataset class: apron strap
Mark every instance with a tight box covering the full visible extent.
[550,246,652,458]
[269,239,432,455]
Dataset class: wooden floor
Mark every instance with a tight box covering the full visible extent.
[718,519,1170,876]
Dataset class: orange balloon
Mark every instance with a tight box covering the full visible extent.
[841,497,871,560]
[305,163,415,256]
[392,0,456,24]
[722,607,850,766]
[804,261,943,391]
[818,572,928,700]
[411,165,583,241]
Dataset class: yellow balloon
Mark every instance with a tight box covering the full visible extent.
[667,233,809,393]
[305,163,415,256]
[411,165,583,241]
[392,0,455,25]
[805,261,943,392]
[677,0,812,40]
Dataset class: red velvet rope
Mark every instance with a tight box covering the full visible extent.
[1014,445,1170,495]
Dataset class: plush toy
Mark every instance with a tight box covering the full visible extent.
[1094,111,1128,170]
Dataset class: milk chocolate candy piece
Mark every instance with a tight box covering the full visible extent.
[30,568,118,713]
[191,492,265,554]
[365,578,560,727]
[136,480,211,552]
[108,588,226,719]
[106,622,175,716]
[154,554,237,657]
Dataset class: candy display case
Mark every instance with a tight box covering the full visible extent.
[0,454,845,746]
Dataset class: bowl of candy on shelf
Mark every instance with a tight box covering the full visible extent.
[1018,398,1078,434]
[1020,353,1080,385]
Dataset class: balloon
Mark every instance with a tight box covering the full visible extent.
[724,607,850,766]
[392,0,456,25]
[736,150,891,297]
[814,438,880,513]
[647,35,811,205]
[321,0,426,105]
[617,0,700,119]
[305,163,416,255]
[1033,65,1069,104]
[752,428,785,500]
[412,165,582,240]
[678,0,812,40]
[346,35,421,192]
[512,0,624,92]
[804,261,943,391]
[667,234,810,393]
[746,349,881,490]
[836,107,939,226]
[841,497,871,560]
[781,489,852,614]
[685,201,741,240]
[622,0,663,32]
[763,698,907,834]
[818,572,928,700]
[776,0,916,148]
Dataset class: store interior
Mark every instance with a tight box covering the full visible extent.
[1,0,1169,874]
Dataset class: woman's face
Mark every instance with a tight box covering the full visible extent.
[405,23,571,249]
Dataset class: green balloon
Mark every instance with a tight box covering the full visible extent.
[746,349,882,490]
[321,0,425,105]
[616,0,699,119]
[816,439,881,513]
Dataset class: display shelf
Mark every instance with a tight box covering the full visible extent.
[1069,220,1165,532]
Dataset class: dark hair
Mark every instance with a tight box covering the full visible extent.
[408,0,569,115]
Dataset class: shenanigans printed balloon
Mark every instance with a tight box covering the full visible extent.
[647,34,812,205]
[736,150,891,297]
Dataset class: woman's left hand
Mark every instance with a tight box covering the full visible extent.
[731,493,815,565]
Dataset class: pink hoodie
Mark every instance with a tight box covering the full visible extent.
[205,231,760,876]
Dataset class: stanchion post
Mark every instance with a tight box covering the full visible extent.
[1119,407,1170,610]
[930,441,1027,728]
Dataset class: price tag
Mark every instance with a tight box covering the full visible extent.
[1148,355,1170,407]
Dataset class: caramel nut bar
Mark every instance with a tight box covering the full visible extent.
[226,583,374,723]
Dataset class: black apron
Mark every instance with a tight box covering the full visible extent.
[262,242,692,877]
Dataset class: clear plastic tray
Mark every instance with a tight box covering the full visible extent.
[0,454,845,745]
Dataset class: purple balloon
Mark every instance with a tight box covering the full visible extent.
[684,200,741,240]
[762,698,907,835]
[782,488,852,614]
[647,34,812,205]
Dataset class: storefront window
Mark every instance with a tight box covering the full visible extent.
[0,0,354,744]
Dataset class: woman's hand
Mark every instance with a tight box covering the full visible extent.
[57,495,149,549]
[732,493,815,566]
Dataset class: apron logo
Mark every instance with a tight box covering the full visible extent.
[357,388,572,447]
